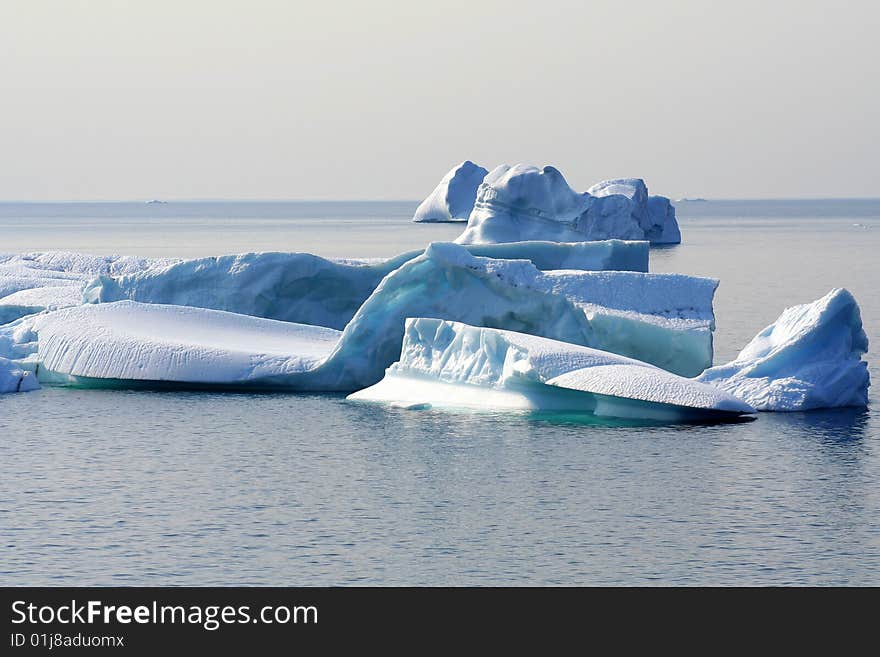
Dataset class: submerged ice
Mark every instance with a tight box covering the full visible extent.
[698,289,870,411]
[349,318,753,422]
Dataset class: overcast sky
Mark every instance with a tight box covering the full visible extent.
[2,0,878,200]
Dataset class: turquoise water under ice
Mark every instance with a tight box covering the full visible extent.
[1,199,878,585]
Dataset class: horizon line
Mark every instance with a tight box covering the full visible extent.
[1,196,880,204]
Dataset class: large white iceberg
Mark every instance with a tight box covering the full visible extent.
[349,318,753,422]
[412,161,489,222]
[698,289,870,411]
[83,241,648,329]
[28,243,715,390]
[454,164,681,245]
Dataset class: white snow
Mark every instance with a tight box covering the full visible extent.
[0,251,175,322]
[412,161,489,222]
[348,318,753,422]
[83,241,649,329]
[0,285,84,324]
[34,301,340,387]
[454,164,681,245]
[698,288,870,411]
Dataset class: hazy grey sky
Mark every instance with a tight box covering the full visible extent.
[2,0,878,200]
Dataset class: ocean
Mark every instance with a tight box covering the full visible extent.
[1,199,878,585]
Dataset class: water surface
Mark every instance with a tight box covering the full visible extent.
[1,199,878,585]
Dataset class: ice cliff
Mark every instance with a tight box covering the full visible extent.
[412,161,489,222]
[83,241,648,330]
[349,318,752,422]
[698,289,870,411]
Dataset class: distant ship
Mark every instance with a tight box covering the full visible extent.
[146,199,168,204]
[675,197,708,203]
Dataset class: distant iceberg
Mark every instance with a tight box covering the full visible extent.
[27,243,715,391]
[698,289,870,411]
[349,318,753,422]
[454,165,681,245]
[412,161,489,223]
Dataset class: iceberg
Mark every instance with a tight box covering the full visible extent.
[30,243,714,390]
[83,241,648,329]
[0,355,39,394]
[698,289,870,411]
[349,318,753,422]
[454,164,681,245]
[412,161,489,222]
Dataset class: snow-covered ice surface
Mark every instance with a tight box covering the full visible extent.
[412,161,489,222]
[349,318,752,422]
[455,164,681,245]
[83,241,648,329]
[34,302,341,388]
[0,251,175,323]
[698,288,870,411]
[0,285,84,324]
[25,243,715,390]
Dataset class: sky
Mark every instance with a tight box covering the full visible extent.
[1,0,878,200]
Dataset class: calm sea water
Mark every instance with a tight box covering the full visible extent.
[1,199,878,585]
